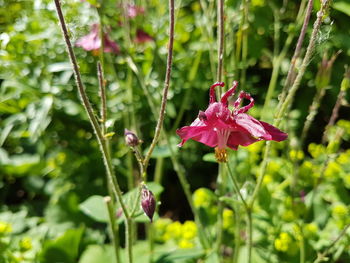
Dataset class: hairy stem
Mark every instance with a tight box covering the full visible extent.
[53,1,132,261]
[143,0,175,169]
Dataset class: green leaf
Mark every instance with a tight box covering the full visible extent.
[155,248,205,262]
[333,2,350,17]
[40,227,84,263]
[79,195,109,223]
[79,245,116,263]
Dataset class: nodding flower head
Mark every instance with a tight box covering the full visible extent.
[124,129,140,147]
[141,185,156,222]
[176,81,288,162]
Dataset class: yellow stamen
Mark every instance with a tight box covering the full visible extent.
[215,147,228,163]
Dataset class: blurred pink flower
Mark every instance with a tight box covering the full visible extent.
[176,82,287,162]
[127,4,145,18]
[135,29,153,44]
[76,24,120,54]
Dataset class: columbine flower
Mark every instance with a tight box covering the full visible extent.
[76,24,120,55]
[135,29,153,44]
[176,81,287,162]
[141,185,156,222]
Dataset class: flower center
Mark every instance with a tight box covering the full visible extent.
[215,129,231,149]
[215,147,228,163]
[214,129,231,163]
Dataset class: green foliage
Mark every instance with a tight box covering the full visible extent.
[1,0,350,262]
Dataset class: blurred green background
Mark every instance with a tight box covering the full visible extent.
[1,0,350,262]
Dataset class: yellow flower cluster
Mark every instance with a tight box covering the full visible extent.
[308,143,326,159]
[274,232,293,252]
[154,219,197,249]
[19,237,33,251]
[223,209,234,232]
[0,221,12,234]
[289,150,304,161]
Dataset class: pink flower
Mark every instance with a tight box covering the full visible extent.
[127,4,145,18]
[134,29,153,44]
[76,24,120,54]
[176,82,288,162]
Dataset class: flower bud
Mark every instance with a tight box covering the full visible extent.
[124,129,140,147]
[141,185,156,222]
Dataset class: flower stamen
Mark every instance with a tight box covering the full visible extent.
[215,147,228,163]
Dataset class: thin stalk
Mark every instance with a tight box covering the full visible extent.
[232,205,241,263]
[143,0,175,169]
[217,0,224,84]
[105,197,121,263]
[301,88,326,143]
[53,1,132,262]
[98,62,120,261]
[226,162,251,263]
[313,223,350,263]
[215,164,225,260]
[125,218,133,263]
[322,89,347,144]
[274,0,331,128]
[278,0,314,108]
[164,134,210,249]
[226,163,249,210]
[247,211,253,263]
[199,0,216,81]
[240,0,250,89]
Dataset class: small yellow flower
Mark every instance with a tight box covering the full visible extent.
[178,238,194,249]
[193,188,215,208]
[308,143,326,159]
[332,203,348,219]
[304,223,318,238]
[324,161,342,179]
[182,221,197,240]
[274,232,292,252]
[223,209,234,230]
[20,237,33,251]
[289,150,304,161]
[0,221,12,234]
[166,221,182,240]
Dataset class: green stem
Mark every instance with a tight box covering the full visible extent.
[125,218,133,263]
[240,0,250,89]
[313,223,350,263]
[232,205,241,263]
[105,197,121,263]
[215,164,225,259]
[217,0,224,85]
[226,162,251,263]
[53,1,132,261]
[277,0,315,111]
[164,134,211,249]
[247,211,253,263]
[143,0,175,169]
[274,0,331,128]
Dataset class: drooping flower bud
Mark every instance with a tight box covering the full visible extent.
[124,129,140,147]
[141,185,156,222]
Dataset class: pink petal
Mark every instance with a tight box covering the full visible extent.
[176,125,217,148]
[259,121,288,141]
[234,113,272,140]
[227,131,260,149]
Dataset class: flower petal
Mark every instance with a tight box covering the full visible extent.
[176,125,217,147]
[234,113,272,140]
[227,131,260,149]
[259,121,288,141]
